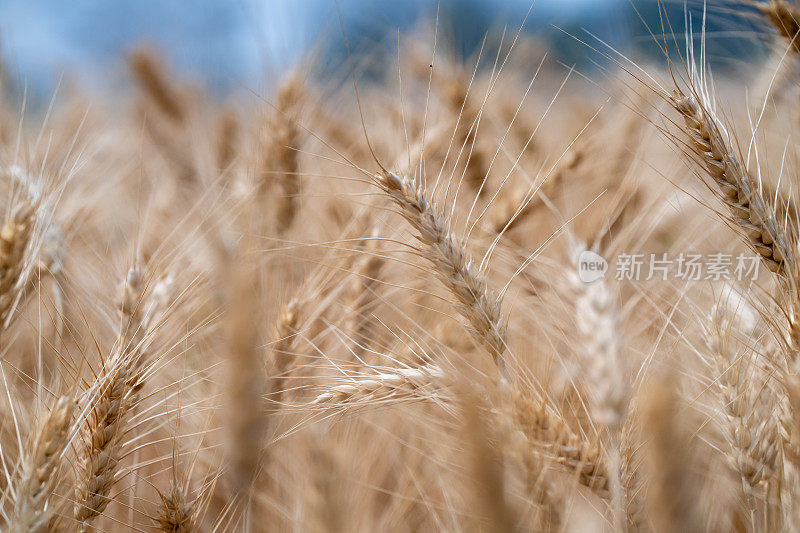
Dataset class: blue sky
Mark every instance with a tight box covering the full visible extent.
[0,0,624,97]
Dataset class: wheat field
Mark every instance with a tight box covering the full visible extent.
[3,1,800,531]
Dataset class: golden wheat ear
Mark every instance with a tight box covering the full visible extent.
[310,363,444,406]
[373,170,508,375]
[129,48,186,124]
[703,296,781,527]
[669,92,795,276]
[511,388,608,496]
[73,360,132,527]
[73,267,172,529]
[755,0,800,53]
[0,166,41,336]
[8,396,74,533]
[155,482,196,533]
[267,297,302,405]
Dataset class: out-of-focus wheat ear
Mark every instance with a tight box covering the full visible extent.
[507,424,560,531]
[347,229,384,364]
[217,107,239,171]
[641,377,704,533]
[8,396,74,533]
[268,298,301,405]
[156,482,196,533]
[118,267,144,353]
[460,387,518,533]
[439,65,490,198]
[705,301,781,525]
[305,429,345,533]
[568,238,629,526]
[569,240,628,433]
[9,167,63,342]
[262,74,304,234]
[669,91,795,276]
[224,239,266,502]
[492,148,583,234]
[27,220,62,287]
[374,170,508,374]
[511,389,608,495]
[32,223,65,336]
[755,1,800,53]
[119,267,168,397]
[129,48,186,123]
[129,48,196,185]
[0,175,38,334]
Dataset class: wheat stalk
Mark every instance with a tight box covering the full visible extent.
[225,246,266,497]
[641,377,704,533]
[460,388,518,533]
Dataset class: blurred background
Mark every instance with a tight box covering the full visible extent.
[0,0,768,102]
